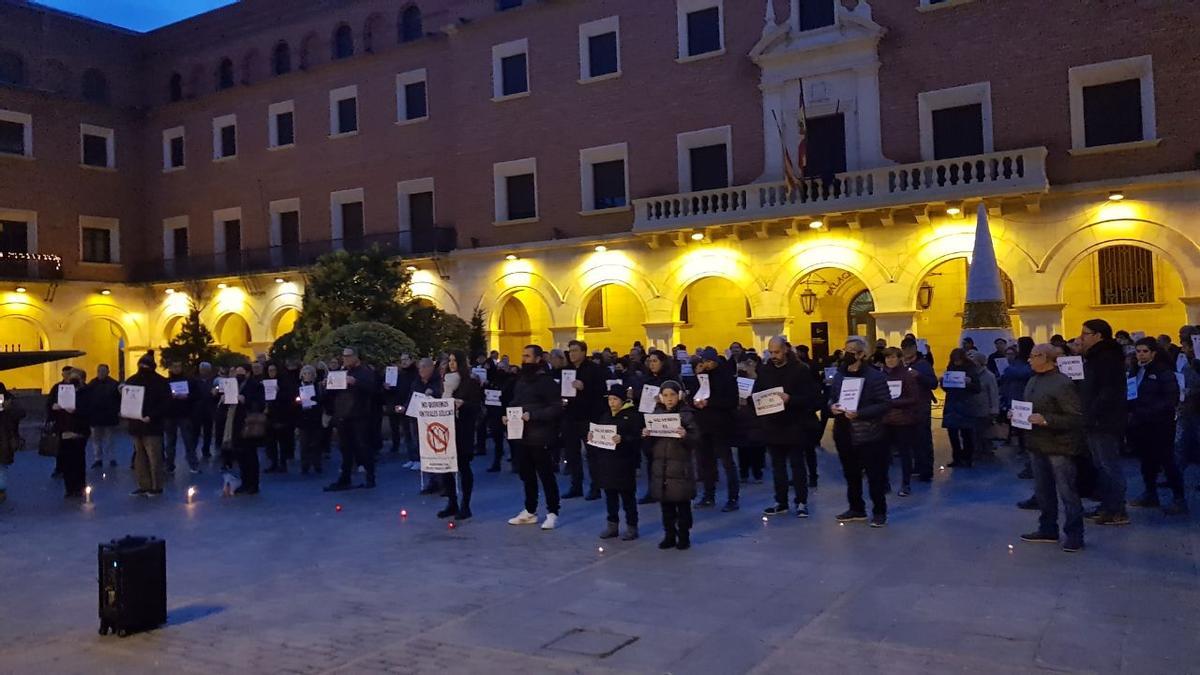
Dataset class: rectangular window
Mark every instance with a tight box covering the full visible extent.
[213,114,237,160]
[1098,245,1154,305]
[409,191,434,230]
[501,54,528,96]
[404,82,427,120]
[268,100,295,149]
[337,97,358,134]
[506,174,536,221]
[82,134,108,167]
[798,0,836,30]
[0,120,24,155]
[220,126,237,157]
[224,219,242,252]
[591,159,627,210]
[0,220,29,253]
[588,33,619,79]
[169,136,185,167]
[279,210,300,250]
[931,103,984,160]
[397,69,429,123]
[340,202,364,241]
[1083,79,1142,148]
[81,227,112,263]
[804,113,847,178]
[689,144,728,191]
[172,226,189,259]
[276,111,295,146]
[686,7,721,57]
[162,126,185,170]
[579,17,621,83]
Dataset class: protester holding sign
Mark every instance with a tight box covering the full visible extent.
[1127,338,1187,515]
[483,366,513,473]
[881,348,920,497]
[438,351,483,521]
[406,359,443,489]
[635,350,675,504]
[562,340,608,501]
[506,345,564,530]
[1016,343,1086,552]
[900,339,938,483]
[1077,319,1131,525]
[126,351,171,497]
[733,355,765,484]
[324,347,378,492]
[383,355,415,458]
[295,365,326,475]
[753,337,822,519]
[941,348,984,469]
[264,362,299,475]
[828,338,894,527]
[588,384,643,541]
[49,368,90,499]
[688,348,740,512]
[642,381,700,550]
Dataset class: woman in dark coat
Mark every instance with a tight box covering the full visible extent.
[440,350,483,521]
[881,348,920,496]
[642,380,701,550]
[942,348,983,468]
[296,365,326,474]
[636,349,675,504]
[589,384,643,541]
[219,363,266,495]
[50,368,91,499]
[1128,337,1187,514]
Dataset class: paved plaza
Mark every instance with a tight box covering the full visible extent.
[1,428,1198,675]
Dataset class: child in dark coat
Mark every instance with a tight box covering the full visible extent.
[588,384,644,541]
[642,380,701,550]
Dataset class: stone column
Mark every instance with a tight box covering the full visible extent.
[748,317,788,352]
[1180,297,1200,325]
[871,311,915,346]
[549,325,582,350]
[643,322,679,352]
[1011,304,1066,344]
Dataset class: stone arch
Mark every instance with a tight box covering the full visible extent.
[163,314,185,342]
[363,13,386,53]
[576,281,648,352]
[478,266,567,326]
[42,59,71,94]
[299,32,322,70]
[332,23,355,60]
[399,4,423,43]
[70,316,126,381]
[409,276,461,314]
[271,307,300,339]
[658,248,765,321]
[676,275,753,350]
[786,265,875,358]
[0,312,51,390]
[492,287,554,358]
[213,312,254,356]
[240,48,262,85]
[272,40,292,76]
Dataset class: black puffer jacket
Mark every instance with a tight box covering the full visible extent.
[1128,360,1179,429]
[1079,339,1129,434]
[828,365,893,445]
[588,403,643,492]
[688,360,739,438]
[648,403,700,503]
[752,356,821,446]
[509,367,563,448]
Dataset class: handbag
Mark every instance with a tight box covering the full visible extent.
[38,423,60,457]
[243,412,268,440]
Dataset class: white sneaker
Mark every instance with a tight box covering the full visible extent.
[540,513,559,530]
[508,510,538,525]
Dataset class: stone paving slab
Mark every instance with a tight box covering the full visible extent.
[1,430,1198,675]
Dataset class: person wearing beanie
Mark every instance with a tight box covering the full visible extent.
[642,380,700,550]
[689,346,741,512]
[126,351,171,496]
[589,384,643,541]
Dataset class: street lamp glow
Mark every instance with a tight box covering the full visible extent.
[274,277,285,284]
[217,282,228,289]
[1108,190,1125,201]
[808,220,823,229]
[594,245,607,253]
[945,206,962,216]
[505,254,519,261]
[690,232,704,241]
[14,286,26,293]
[99,288,112,296]
[405,265,418,272]
[164,288,175,295]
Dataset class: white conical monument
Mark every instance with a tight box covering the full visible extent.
[960,203,1013,351]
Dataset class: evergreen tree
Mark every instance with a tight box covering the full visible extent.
[468,308,487,358]
[160,304,231,371]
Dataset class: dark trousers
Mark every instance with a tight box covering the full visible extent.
[885,424,917,487]
[336,418,375,483]
[444,416,476,507]
[238,440,260,491]
[386,413,408,453]
[406,419,421,462]
[768,444,809,505]
[660,500,693,536]
[947,427,975,465]
[1134,424,1184,499]
[834,427,889,515]
[163,417,199,470]
[605,488,638,525]
[737,446,765,480]
[474,415,489,456]
[803,438,819,481]
[1032,452,1083,541]
[61,436,87,495]
[517,443,560,515]
[368,406,383,453]
[640,440,656,496]
[915,409,934,478]
[697,433,739,501]
[562,421,593,492]
[198,411,214,455]
[298,426,323,471]
[267,424,295,468]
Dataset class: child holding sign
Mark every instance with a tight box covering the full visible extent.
[588,384,644,541]
[641,381,700,550]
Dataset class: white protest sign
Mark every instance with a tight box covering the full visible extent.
[263,379,278,402]
[169,380,189,397]
[505,406,524,440]
[120,384,145,420]
[638,384,660,414]
[1010,400,1033,430]
[752,387,786,416]
[887,380,903,400]
[299,384,317,409]
[406,392,427,419]
[605,379,623,391]
[942,371,966,389]
[838,377,864,413]
[221,377,239,405]
[680,362,694,377]
[560,369,577,398]
[588,423,619,450]
[325,370,348,390]
[484,389,502,407]
[472,366,488,383]
[916,338,929,355]
[736,377,754,399]
[675,349,688,361]
[695,373,711,401]
[385,366,399,387]
[1057,356,1084,381]
[645,413,682,438]
[1192,334,1200,358]
[417,397,457,474]
[1126,377,1138,401]
[1177,352,1188,373]
[824,367,838,384]
[995,357,1009,376]
[57,384,76,412]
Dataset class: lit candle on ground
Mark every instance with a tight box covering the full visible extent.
[597,546,604,553]
[187,486,196,503]
[335,504,343,512]
[448,522,456,530]
[400,509,408,518]
[761,516,768,523]
[84,486,92,502]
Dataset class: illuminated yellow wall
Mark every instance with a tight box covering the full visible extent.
[217,313,253,356]
[164,315,184,343]
[498,289,552,359]
[0,315,46,390]
[72,318,124,381]
[1061,250,1186,339]
[678,277,752,350]
[273,308,299,338]
[914,258,970,362]
[788,272,868,354]
[582,284,645,352]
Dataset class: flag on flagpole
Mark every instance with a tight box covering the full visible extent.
[773,109,801,197]
[795,83,808,179]
[774,83,808,197]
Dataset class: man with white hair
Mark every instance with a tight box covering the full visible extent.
[828,337,894,527]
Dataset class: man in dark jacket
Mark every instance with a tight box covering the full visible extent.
[86,363,121,469]
[901,339,938,481]
[126,351,171,496]
[690,347,741,511]
[196,361,217,459]
[506,345,564,530]
[755,337,822,518]
[383,354,415,457]
[1017,343,1086,552]
[163,359,202,474]
[562,339,608,500]
[325,347,378,491]
[1077,319,1130,525]
[407,358,443,492]
[829,337,894,527]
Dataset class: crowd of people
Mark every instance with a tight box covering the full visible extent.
[1,319,1197,554]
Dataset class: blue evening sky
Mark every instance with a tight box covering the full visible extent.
[35,0,237,32]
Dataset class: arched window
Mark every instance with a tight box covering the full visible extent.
[216,58,234,90]
[0,51,25,86]
[168,72,183,102]
[299,33,320,70]
[272,41,291,75]
[81,68,108,103]
[364,14,385,53]
[847,290,877,341]
[583,290,605,328]
[1097,245,1155,305]
[332,24,354,60]
[399,5,423,42]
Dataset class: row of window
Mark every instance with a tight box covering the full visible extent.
[0,213,119,265]
[0,50,110,103]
